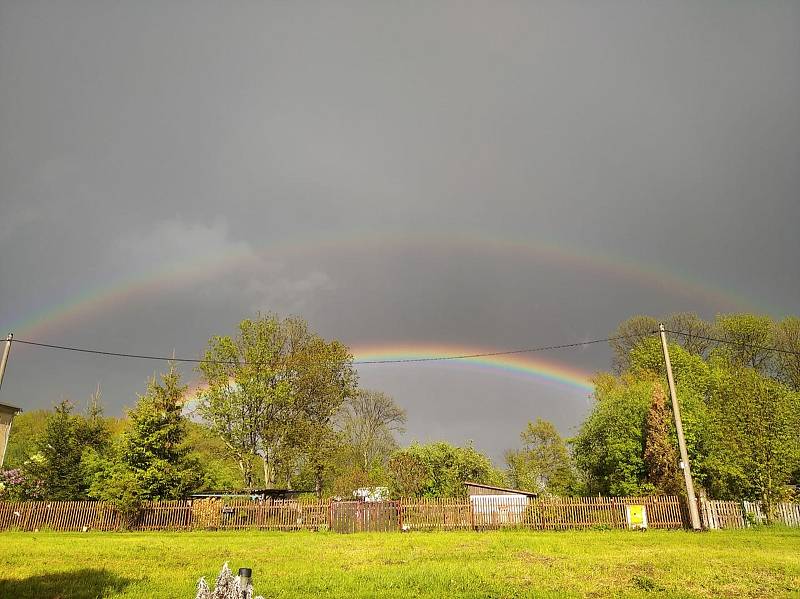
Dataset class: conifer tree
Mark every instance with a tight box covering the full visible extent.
[119,364,201,499]
[26,400,86,500]
[643,384,681,494]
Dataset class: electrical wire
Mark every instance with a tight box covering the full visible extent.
[8,331,659,366]
[8,328,799,366]
[662,329,800,357]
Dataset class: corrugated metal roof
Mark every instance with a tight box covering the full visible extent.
[463,481,538,497]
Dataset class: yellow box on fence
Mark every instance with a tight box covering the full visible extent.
[626,505,647,530]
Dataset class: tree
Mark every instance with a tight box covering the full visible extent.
[643,384,681,494]
[572,376,652,495]
[609,316,659,373]
[386,451,428,498]
[25,399,111,500]
[663,312,715,357]
[106,365,201,500]
[339,389,406,471]
[774,316,800,391]
[2,409,49,469]
[289,333,357,496]
[713,313,775,372]
[611,313,716,374]
[707,366,800,518]
[198,314,356,488]
[586,312,800,504]
[505,418,575,495]
[387,442,499,498]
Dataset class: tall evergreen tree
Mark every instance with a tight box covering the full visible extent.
[118,365,201,500]
[643,384,681,495]
[26,400,86,500]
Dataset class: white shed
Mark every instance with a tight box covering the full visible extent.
[464,482,538,526]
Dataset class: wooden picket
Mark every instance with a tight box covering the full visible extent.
[1,497,794,532]
[700,499,800,529]
[398,495,686,531]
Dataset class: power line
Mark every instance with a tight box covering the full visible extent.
[8,328,798,367]
[662,329,800,357]
[9,332,658,366]
[354,335,637,364]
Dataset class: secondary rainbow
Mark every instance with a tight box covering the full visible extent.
[4,230,766,341]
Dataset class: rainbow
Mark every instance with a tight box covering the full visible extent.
[353,343,594,393]
[179,342,595,405]
[3,230,767,341]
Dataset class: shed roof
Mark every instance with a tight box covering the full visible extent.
[463,481,538,497]
[0,403,22,413]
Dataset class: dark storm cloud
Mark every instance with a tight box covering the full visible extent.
[1,1,798,460]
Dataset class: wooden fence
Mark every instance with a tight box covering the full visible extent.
[700,499,800,529]
[0,495,692,532]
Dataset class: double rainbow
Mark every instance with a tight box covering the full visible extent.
[5,231,759,341]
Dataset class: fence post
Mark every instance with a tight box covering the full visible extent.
[397,499,403,531]
[470,497,475,531]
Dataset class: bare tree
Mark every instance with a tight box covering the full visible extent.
[663,312,715,357]
[338,389,406,471]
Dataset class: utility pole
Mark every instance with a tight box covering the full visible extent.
[0,333,11,393]
[659,324,702,530]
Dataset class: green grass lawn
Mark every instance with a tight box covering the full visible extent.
[1,528,798,598]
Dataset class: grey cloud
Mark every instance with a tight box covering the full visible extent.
[1,1,798,461]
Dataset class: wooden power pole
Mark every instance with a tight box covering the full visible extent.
[0,333,11,393]
[659,324,702,530]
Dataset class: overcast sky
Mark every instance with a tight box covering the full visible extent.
[1,1,798,461]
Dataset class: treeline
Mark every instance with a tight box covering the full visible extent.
[0,314,508,510]
[573,313,800,514]
[1,312,798,515]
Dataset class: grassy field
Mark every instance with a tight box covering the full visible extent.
[1,528,798,598]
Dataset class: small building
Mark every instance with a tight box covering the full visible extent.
[0,402,22,468]
[353,487,390,502]
[464,481,538,526]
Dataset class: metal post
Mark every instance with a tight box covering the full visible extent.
[659,324,702,530]
[0,333,12,393]
[238,567,252,599]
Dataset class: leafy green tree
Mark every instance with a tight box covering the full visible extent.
[774,316,800,391]
[289,332,357,496]
[505,418,575,495]
[387,442,499,498]
[386,451,428,498]
[572,376,653,495]
[3,409,49,469]
[707,365,800,517]
[713,313,775,372]
[183,421,247,491]
[198,314,356,488]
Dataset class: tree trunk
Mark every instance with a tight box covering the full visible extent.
[262,456,276,488]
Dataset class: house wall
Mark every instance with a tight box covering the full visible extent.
[470,494,530,524]
[0,406,18,467]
